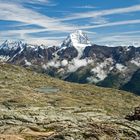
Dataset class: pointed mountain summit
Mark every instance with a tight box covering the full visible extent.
[62,30,92,47]
[61,30,92,57]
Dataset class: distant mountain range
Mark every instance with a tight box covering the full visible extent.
[0,30,140,95]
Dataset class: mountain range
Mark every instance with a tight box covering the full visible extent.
[0,30,140,95]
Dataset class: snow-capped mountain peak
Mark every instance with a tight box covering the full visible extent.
[61,30,92,58]
[62,30,92,47]
[0,40,25,51]
[70,30,91,45]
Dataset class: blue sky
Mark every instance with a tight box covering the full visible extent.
[0,0,140,46]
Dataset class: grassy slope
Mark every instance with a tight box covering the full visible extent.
[0,62,139,117]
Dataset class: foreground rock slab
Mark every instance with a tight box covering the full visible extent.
[0,106,140,140]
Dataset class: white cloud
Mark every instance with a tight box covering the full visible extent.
[48,60,61,68]
[89,16,109,24]
[24,0,58,6]
[94,34,140,47]
[0,29,64,46]
[117,31,140,35]
[25,35,65,46]
[79,19,140,30]
[61,60,68,66]
[0,2,75,32]
[75,5,96,9]
[68,58,93,72]
[0,0,52,5]
[62,4,140,21]
[115,64,127,72]
[0,1,77,45]
[47,57,93,72]
[26,39,62,46]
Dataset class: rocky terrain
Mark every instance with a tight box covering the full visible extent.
[0,30,140,95]
[0,62,140,140]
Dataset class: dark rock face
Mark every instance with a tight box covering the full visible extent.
[82,45,140,64]
[10,45,57,66]
[82,45,114,60]
[57,46,78,60]
[121,69,140,95]
[47,46,58,60]
[112,46,137,64]
[64,67,91,84]
[125,107,140,121]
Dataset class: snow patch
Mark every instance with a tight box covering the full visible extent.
[0,55,10,61]
[131,58,140,67]
[25,60,32,66]
[115,63,127,72]
[42,64,47,69]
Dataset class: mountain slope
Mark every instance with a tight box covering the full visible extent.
[0,62,140,139]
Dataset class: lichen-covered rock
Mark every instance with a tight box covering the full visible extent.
[125,107,140,121]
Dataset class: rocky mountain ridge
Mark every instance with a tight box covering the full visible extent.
[0,30,140,94]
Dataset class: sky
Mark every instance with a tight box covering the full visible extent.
[0,0,140,46]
